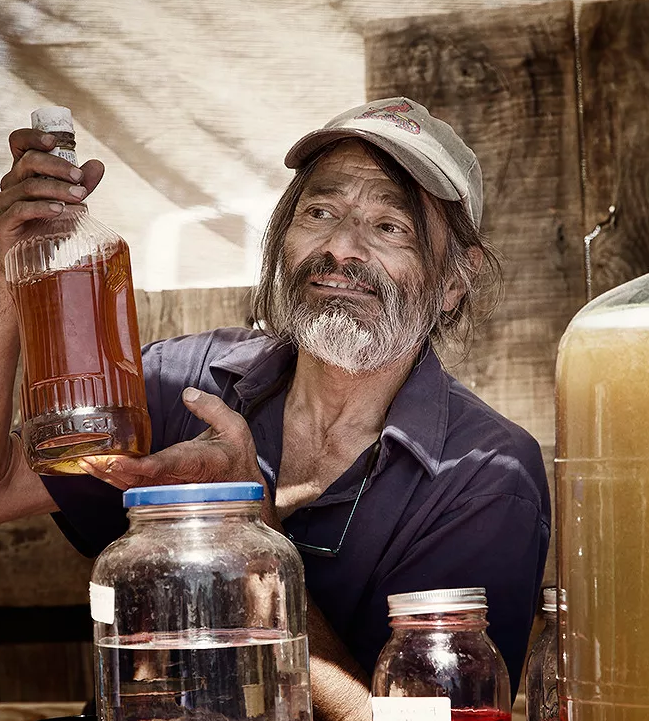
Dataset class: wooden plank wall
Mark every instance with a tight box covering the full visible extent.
[579,0,649,297]
[366,0,585,586]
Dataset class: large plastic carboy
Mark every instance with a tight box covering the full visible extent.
[556,274,649,720]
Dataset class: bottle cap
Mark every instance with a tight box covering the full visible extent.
[387,587,487,616]
[123,482,264,507]
[31,106,74,133]
[542,586,557,613]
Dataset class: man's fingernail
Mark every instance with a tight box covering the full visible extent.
[69,167,83,182]
[49,202,64,213]
[183,387,202,403]
[69,184,87,199]
[41,133,56,148]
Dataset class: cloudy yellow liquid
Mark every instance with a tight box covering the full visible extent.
[556,307,649,720]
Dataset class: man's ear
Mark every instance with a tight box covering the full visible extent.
[441,247,483,312]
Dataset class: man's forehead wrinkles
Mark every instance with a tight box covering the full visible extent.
[300,180,347,200]
[301,177,412,215]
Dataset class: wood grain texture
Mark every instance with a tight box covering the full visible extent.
[0,703,85,721]
[579,0,649,297]
[0,643,93,704]
[366,1,586,586]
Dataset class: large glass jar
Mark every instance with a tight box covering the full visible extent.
[556,274,649,720]
[525,587,558,721]
[90,482,312,721]
[371,587,511,721]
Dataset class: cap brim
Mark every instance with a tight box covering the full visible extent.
[284,127,463,203]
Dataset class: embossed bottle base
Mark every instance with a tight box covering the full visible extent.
[23,405,151,475]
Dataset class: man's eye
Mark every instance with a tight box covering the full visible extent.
[379,222,405,234]
[308,207,334,219]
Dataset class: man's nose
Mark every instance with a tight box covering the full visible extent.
[320,213,371,263]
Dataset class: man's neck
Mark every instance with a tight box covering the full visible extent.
[285,347,420,440]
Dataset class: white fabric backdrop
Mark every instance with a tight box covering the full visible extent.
[0,0,588,290]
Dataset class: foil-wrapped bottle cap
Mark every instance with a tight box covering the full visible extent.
[31,106,74,134]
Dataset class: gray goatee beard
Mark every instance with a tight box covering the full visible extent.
[273,252,441,374]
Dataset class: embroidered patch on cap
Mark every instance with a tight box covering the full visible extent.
[355,100,421,134]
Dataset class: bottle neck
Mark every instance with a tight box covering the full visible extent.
[543,609,557,625]
[390,608,489,631]
[47,130,78,166]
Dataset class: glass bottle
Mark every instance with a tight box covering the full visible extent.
[4,106,150,475]
[556,273,649,720]
[371,587,511,721]
[525,587,558,721]
[90,482,312,721]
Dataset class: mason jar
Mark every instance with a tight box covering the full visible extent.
[372,587,511,721]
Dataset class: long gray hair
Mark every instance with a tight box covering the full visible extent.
[252,139,502,349]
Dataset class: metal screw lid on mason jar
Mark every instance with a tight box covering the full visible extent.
[387,587,487,616]
[542,587,557,613]
[123,482,264,507]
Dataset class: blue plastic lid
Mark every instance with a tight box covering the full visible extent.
[123,482,264,507]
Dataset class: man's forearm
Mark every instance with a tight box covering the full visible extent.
[307,596,372,721]
[0,279,20,463]
[0,280,56,521]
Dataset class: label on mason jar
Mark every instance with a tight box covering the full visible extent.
[371,696,451,720]
[89,581,115,624]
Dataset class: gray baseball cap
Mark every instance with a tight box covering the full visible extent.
[284,97,483,228]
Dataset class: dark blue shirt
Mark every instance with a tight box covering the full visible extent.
[43,327,550,694]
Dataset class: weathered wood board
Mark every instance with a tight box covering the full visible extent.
[579,0,649,297]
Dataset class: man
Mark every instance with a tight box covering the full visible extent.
[0,97,550,718]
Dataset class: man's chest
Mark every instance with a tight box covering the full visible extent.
[274,429,375,520]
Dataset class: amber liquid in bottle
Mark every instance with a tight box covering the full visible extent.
[7,208,151,474]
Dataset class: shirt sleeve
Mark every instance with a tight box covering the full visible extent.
[350,483,550,700]
[41,340,167,558]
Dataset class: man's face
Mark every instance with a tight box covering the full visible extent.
[273,141,449,373]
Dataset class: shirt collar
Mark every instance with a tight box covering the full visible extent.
[209,334,449,478]
[380,348,449,478]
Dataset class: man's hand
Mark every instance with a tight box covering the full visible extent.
[78,388,281,529]
[0,128,104,256]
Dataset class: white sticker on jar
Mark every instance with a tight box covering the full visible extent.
[371,696,451,720]
[89,581,115,625]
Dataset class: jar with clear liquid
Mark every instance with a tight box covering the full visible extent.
[525,587,558,721]
[371,588,511,721]
[4,106,150,474]
[555,273,649,720]
[90,482,312,721]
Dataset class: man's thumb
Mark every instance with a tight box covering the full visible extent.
[182,386,202,404]
[182,386,232,428]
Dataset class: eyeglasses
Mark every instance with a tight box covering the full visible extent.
[286,440,380,558]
